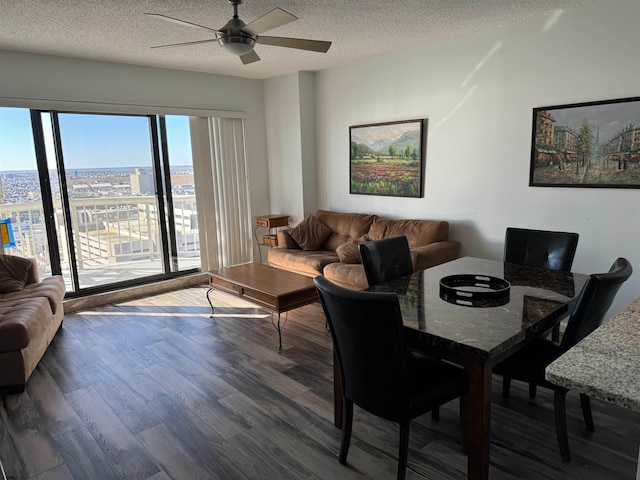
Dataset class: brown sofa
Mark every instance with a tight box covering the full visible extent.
[268,209,460,289]
[0,255,65,393]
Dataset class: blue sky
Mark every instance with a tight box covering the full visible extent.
[0,107,193,171]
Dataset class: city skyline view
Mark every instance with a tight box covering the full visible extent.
[0,166,195,205]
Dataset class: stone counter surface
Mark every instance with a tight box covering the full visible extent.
[546,295,640,412]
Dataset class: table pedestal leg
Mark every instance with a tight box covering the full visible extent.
[636,445,639,480]
[467,362,492,480]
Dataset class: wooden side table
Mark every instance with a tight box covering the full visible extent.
[253,214,289,263]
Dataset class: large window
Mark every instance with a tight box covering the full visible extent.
[0,107,202,296]
[0,108,49,273]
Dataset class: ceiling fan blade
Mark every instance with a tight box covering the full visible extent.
[151,39,218,49]
[144,13,221,34]
[257,36,331,53]
[241,8,297,36]
[240,50,261,65]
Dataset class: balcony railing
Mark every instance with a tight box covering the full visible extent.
[0,195,201,289]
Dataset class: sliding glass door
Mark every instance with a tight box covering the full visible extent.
[51,112,166,289]
[0,107,201,295]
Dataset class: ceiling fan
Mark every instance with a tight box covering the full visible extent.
[145,0,332,65]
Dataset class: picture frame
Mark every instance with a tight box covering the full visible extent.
[529,96,640,188]
[350,118,425,197]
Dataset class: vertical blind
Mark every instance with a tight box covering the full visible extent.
[191,116,252,270]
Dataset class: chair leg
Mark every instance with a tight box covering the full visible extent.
[431,407,440,421]
[529,383,537,398]
[554,391,571,462]
[397,423,410,480]
[502,377,511,398]
[459,393,469,455]
[580,394,595,432]
[339,398,353,464]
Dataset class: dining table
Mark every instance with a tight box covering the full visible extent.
[332,256,588,480]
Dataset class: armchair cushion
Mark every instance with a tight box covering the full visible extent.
[0,254,33,293]
[288,215,332,251]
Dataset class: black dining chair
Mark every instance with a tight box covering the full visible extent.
[494,257,632,462]
[505,227,579,347]
[504,227,579,272]
[359,235,413,287]
[314,276,469,480]
[358,235,448,420]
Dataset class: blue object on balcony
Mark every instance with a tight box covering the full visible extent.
[0,218,16,248]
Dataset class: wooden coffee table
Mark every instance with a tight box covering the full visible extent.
[206,263,319,352]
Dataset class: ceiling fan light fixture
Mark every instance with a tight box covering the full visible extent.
[218,35,256,56]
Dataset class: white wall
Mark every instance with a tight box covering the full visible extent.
[0,49,270,229]
[299,72,319,217]
[263,72,324,224]
[313,0,640,316]
[264,73,304,222]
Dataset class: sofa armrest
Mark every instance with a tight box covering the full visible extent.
[410,240,460,272]
[276,230,300,249]
[26,258,39,285]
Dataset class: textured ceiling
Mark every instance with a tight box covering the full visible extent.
[0,0,594,80]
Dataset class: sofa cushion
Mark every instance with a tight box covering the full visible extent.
[335,234,370,264]
[0,254,33,293]
[316,210,376,252]
[323,262,369,290]
[288,215,332,251]
[335,242,361,264]
[7,276,66,315]
[0,296,51,352]
[268,248,340,277]
[367,218,449,248]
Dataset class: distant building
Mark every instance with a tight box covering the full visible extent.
[553,126,577,163]
[534,110,557,166]
[603,124,640,167]
[130,169,155,195]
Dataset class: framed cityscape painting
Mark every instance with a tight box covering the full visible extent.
[350,118,425,197]
[530,96,640,188]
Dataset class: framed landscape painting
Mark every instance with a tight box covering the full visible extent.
[530,96,640,188]
[350,119,425,197]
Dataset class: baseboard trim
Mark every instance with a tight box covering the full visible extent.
[63,272,208,313]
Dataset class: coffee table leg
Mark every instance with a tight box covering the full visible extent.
[271,312,287,352]
[206,287,215,318]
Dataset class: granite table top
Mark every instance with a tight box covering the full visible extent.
[367,256,587,363]
[546,295,640,412]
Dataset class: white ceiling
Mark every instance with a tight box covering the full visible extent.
[0,0,594,80]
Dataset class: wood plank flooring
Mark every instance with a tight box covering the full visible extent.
[1,285,639,479]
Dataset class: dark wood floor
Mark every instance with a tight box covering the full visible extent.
[1,285,639,480]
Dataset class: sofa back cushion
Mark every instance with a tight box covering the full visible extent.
[288,214,332,250]
[316,210,376,252]
[0,254,33,293]
[367,218,449,248]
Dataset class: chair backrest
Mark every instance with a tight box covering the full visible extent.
[504,227,579,272]
[313,275,410,422]
[560,257,632,352]
[359,235,413,287]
